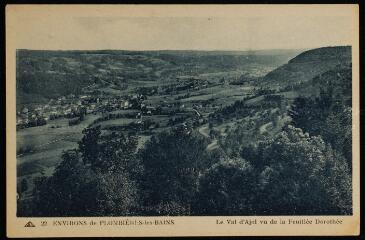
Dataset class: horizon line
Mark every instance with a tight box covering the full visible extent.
[15,45,351,52]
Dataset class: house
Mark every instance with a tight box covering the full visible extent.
[122,100,130,109]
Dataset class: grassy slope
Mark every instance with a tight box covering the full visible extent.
[17,114,101,176]
[211,46,352,153]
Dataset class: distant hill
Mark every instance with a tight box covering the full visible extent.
[262,46,351,87]
[16,49,300,108]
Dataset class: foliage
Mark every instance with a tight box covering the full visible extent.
[79,126,101,169]
[139,128,210,215]
[17,117,47,130]
[78,126,140,173]
[30,128,141,216]
[197,125,352,215]
[289,71,352,167]
[243,125,352,215]
[195,158,256,215]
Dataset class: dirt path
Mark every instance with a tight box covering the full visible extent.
[198,124,218,150]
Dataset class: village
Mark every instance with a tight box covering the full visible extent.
[17,93,155,128]
[16,76,212,132]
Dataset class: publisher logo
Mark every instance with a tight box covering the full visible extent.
[24,221,36,227]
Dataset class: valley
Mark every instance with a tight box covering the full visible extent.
[16,46,353,216]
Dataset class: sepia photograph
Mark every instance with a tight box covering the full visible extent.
[6,4,359,237]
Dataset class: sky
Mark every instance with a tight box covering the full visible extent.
[7,5,357,51]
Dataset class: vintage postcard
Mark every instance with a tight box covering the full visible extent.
[6,4,359,237]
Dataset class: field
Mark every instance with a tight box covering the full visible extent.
[16,114,101,195]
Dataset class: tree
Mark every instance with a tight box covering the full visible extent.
[243,125,352,215]
[194,157,257,215]
[139,128,209,215]
[32,150,90,216]
[79,112,85,121]
[77,171,138,216]
[32,150,140,216]
[289,90,352,169]
[97,131,139,173]
[78,126,101,169]
[221,119,260,158]
[195,125,351,216]
[31,130,141,217]
[288,97,322,135]
[322,105,352,168]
